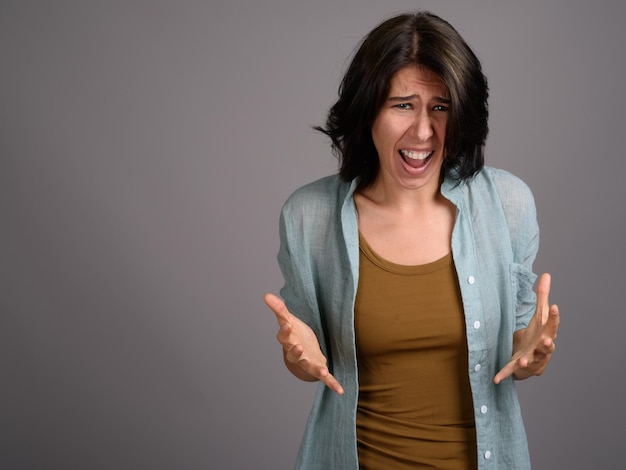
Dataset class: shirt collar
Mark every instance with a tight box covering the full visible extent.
[345,170,467,208]
[440,169,466,209]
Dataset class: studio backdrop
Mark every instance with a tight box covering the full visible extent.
[1,1,624,468]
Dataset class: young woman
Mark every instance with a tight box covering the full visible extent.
[264,11,559,469]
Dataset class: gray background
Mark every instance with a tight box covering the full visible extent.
[2,0,624,468]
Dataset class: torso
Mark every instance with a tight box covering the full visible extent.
[353,184,477,468]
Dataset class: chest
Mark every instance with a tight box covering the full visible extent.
[356,203,456,265]
[354,246,465,358]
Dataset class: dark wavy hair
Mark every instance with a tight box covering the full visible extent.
[315,12,489,189]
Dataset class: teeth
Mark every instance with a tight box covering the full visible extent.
[400,149,432,160]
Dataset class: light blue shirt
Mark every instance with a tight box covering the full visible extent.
[277,166,538,469]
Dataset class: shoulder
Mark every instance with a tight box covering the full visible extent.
[281,174,351,219]
[468,166,536,214]
[277,174,355,273]
[471,167,539,259]
[479,166,534,201]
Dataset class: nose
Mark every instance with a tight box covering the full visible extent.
[412,111,433,142]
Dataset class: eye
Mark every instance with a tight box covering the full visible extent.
[394,103,413,110]
[433,104,449,112]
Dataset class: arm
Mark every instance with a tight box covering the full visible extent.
[494,273,560,384]
[268,181,346,395]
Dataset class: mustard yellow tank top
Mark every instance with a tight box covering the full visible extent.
[355,232,477,469]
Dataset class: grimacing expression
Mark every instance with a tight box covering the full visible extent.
[371,65,449,193]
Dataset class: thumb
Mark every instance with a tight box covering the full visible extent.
[263,293,291,325]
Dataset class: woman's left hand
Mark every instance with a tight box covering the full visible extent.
[494,273,560,384]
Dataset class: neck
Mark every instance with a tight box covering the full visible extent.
[361,173,445,212]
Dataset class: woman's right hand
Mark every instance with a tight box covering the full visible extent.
[264,293,344,395]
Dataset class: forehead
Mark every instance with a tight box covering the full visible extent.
[388,65,448,96]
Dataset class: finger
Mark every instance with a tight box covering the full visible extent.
[276,322,293,344]
[535,273,551,323]
[518,355,530,368]
[263,293,291,326]
[543,304,560,339]
[494,360,516,384]
[527,352,550,373]
[494,350,534,384]
[284,343,305,363]
[292,357,344,395]
[540,338,555,354]
[318,370,345,395]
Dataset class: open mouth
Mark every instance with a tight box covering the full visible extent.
[399,149,433,169]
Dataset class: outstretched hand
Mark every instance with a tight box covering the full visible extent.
[264,293,344,395]
[494,273,560,384]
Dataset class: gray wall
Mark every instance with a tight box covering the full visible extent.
[2,1,624,468]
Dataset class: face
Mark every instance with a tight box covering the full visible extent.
[370,65,449,194]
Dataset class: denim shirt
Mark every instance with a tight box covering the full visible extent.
[277,166,538,469]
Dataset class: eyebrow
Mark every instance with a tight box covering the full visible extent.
[388,94,451,103]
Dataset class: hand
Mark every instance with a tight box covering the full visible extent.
[494,273,560,384]
[264,293,344,395]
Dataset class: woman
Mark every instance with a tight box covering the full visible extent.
[264,11,559,469]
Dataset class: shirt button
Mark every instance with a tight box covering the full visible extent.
[480,405,488,414]
[474,364,482,372]
[485,450,492,459]
[468,275,475,285]
[473,321,481,330]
